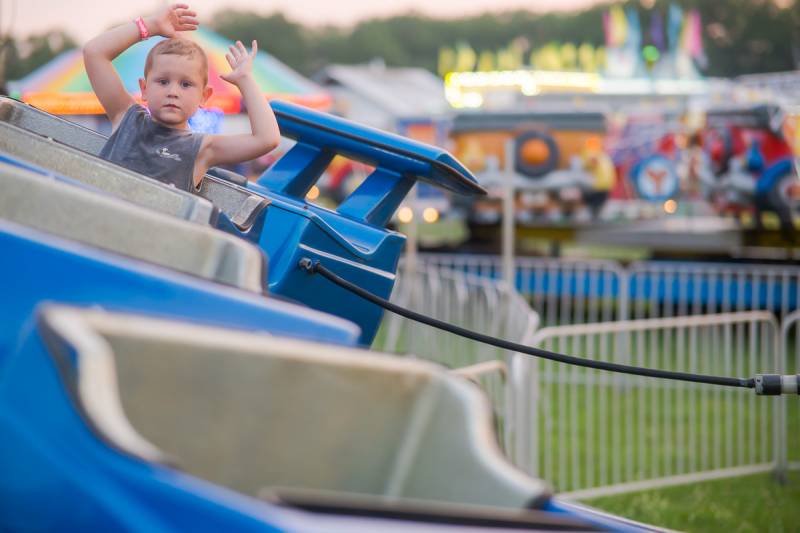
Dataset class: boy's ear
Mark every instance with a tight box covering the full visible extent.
[202,86,213,105]
[138,78,147,94]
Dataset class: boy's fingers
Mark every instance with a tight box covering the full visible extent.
[251,40,258,56]
[172,3,190,9]
[225,53,234,67]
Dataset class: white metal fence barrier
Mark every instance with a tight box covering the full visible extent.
[377,254,799,496]
[413,254,627,327]
[779,310,800,478]
[517,312,782,498]
[413,254,800,326]
[375,263,539,450]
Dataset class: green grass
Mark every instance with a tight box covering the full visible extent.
[586,472,800,532]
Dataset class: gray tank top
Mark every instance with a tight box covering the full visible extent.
[99,105,205,192]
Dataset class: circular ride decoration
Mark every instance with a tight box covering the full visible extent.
[631,154,680,202]
[514,130,560,178]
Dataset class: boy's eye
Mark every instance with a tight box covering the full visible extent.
[157,79,168,86]
[181,81,193,88]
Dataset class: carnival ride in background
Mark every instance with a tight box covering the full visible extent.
[702,105,800,228]
[610,105,800,229]
[409,2,800,252]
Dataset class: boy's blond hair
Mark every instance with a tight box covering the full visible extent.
[144,38,208,85]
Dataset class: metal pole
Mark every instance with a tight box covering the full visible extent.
[405,184,419,289]
[502,139,515,288]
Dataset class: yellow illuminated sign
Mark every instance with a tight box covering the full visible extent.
[443,70,601,108]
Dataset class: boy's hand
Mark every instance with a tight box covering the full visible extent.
[146,3,199,38]
[221,40,257,86]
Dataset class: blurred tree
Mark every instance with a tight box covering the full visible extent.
[4,1,800,83]
[653,0,794,76]
[211,11,310,74]
[1,30,76,93]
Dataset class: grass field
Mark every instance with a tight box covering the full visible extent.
[586,471,800,532]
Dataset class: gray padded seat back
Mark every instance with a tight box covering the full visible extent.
[0,96,108,154]
[0,97,267,230]
[52,308,546,509]
[0,120,214,224]
[0,163,265,291]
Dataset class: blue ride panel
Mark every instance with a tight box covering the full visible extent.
[0,221,360,363]
[247,101,485,345]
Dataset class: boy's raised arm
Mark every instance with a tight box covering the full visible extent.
[83,4,199,128]
[199,41,281,172]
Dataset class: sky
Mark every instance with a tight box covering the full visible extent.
[7,0,597,43]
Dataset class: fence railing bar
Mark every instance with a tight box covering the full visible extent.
[560,463,776,501]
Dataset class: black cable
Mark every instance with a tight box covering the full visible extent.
[300,258,756,390]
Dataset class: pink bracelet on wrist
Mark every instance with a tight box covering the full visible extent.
[134,17,150,40]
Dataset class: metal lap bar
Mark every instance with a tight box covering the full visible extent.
[259,100,485,226]
[337,167,416,227]
[259,142,335,198]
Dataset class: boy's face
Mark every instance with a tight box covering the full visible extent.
[139,53,213,129]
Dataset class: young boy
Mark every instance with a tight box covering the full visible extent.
[84,3,280,191]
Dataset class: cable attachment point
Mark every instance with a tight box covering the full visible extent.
[298,257,319,274]
[754,374,800,395]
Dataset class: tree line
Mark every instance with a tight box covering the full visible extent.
[1,0,799,89]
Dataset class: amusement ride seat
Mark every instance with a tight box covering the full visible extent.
[38,305,548,510]
[0,162,266,292]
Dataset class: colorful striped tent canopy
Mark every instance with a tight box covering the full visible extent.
[9,26,331,114]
